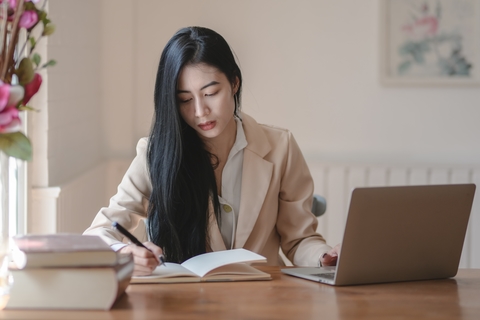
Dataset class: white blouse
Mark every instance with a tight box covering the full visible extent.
[218,117,247,249]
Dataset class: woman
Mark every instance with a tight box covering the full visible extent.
[84,26,339,276]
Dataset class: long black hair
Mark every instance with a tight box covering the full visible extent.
[147,27,243,263]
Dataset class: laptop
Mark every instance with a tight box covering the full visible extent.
[282,184,476,286]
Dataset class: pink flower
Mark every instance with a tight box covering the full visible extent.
[2,0,16,9]
[0,0,40,9]
[0,84,11,112]
[402,16,439,39]
[0,84,23,133]
[0,107,21,133]
[7,85,24,106]
[23,73,42,104]
[19,10,38,29]
[0,0,15,20]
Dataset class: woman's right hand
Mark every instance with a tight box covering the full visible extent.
[320,243,341,267]
[119,241,164,276]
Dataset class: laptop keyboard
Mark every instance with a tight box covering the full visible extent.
[311,273,335,280]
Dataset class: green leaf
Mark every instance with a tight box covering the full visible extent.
[398,60,412,75]
[15,58,35,85]
[18,105,37,112]
[42,24,55,36]
[29,37,36,48]
[0,132,32,161]
[41,59,57,69]
[25,2,36,10]
[38,11,47,22]
[32,53,41,67]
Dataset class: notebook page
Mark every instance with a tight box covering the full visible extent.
[181,249,266,277]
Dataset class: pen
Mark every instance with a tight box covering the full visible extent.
[111,221,166,266]
[101,212,165,266]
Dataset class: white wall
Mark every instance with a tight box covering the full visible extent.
[101,0,480,168]
[45,0,480,185]
[47,0,104,186]
[100,0,136,159]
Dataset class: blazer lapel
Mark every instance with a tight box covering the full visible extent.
[234,113,273,248]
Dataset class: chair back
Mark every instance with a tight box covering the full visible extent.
[312,194,327,217]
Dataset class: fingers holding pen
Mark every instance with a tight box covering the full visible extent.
[132,259,158,276]
[143,241,164,265]
[120,242,163,276]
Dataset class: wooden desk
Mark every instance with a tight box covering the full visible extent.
[1,267,480,320]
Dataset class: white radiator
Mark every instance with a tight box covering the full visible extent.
[307,162,480,268]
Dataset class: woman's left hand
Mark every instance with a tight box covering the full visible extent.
[320,243,341,266]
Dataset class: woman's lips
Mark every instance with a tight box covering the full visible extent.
[198,121,216,131]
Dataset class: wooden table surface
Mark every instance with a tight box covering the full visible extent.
[1,267,480,319]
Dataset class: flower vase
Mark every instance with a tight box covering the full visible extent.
[0,152,10,309]
[0,151,9,237]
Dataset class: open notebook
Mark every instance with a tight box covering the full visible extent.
[282,184,476,286]
[131,248,271,283]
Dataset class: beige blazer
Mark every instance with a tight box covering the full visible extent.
[84,113,330,266]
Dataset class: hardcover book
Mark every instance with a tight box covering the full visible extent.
[11,234,118,269]
[6,253,134,310]
[131,248,272,283]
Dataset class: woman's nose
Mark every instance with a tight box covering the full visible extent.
[194,99,210,117]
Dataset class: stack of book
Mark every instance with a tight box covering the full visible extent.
[6,234,133,310]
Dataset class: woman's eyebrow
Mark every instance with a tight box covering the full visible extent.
[200,81,220,90]
[177,81,220,94]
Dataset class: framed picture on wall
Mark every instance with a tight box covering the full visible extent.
[380,0,480,86]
